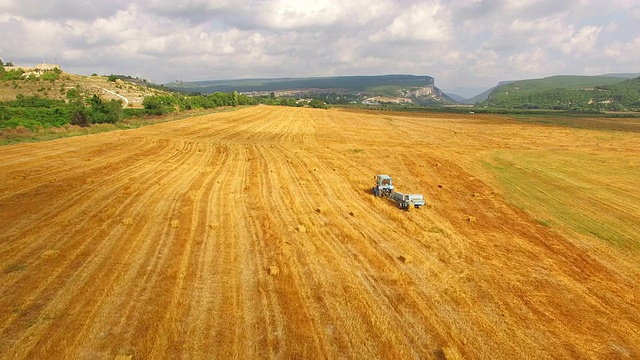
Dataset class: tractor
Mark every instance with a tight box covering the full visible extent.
[372,174,425,210]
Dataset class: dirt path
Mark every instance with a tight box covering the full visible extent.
[90,84,129,107]
[0,106,638,359]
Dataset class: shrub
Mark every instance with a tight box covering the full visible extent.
[2,69,24,81]
[41,71,60,82]
[142,95,176,115]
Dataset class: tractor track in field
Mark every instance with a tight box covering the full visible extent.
[1,106,639,359]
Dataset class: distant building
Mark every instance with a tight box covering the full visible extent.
[362,98,380,105]
[35,63,61,72]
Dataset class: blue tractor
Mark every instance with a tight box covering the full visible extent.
[373,174,426,210]
[373,174,394,198]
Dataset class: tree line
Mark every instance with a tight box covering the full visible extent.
[1,87,327,131]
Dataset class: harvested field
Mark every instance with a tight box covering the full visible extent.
[1,106,639,359]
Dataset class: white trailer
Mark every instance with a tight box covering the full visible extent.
[391,191,425,210]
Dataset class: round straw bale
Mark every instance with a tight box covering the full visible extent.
[267,265,280,276]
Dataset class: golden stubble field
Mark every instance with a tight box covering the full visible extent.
[1,106,639,359]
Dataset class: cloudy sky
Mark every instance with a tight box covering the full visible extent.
[1,0,639,96]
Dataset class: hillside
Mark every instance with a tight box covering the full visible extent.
[0,65,169,108]
[477,75,640,111]
[165,74,457,105]
[0,65,217,135]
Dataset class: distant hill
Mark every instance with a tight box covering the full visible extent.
[600,73,640,79]
[477,75,640,111]
[460,81,515,104]
[166,74,433,92]
[494,75,624,92]
[461,74,639,104]
[165,74,457,105]
[463,87,495,104]
[446,93,467,103]
[444,81,515,104]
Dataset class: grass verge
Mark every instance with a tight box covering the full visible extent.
[0,107,240,146]
[482,150,640,251]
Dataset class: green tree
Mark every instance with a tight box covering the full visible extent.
[308,99,326,108]
[103,99,123,123]
[233,90,239,106]
[143,95,176,115]
[66,88,82,101]
[85,95,123,123]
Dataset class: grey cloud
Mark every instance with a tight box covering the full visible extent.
[452,0,577,23]
[138,0,238,25]
[0,0,127,20]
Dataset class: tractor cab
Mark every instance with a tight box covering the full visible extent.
[377,174,393,188]
[373,174,394,197]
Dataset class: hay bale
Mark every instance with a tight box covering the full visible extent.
[397,255,412,264]
[433,349,446,360]
[267,265,280,276]
[295,224,306,233]
[121,218,133,226]
[40,250,60,259]
[438,184,444,189]
[467,216,477,223]
[170,219,180,228]
[349,211,356,217]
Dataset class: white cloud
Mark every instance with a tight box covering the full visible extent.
[507,47,547,74]
[602,37,640,64]
[369,2,451,42]
[564,25,601,54]
[0,0,638,90]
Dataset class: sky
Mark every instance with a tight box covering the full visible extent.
[1,0,639,96]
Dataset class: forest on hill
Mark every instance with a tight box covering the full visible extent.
[478,75,640,111]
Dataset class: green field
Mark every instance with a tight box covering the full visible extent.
[484,149,640,250]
